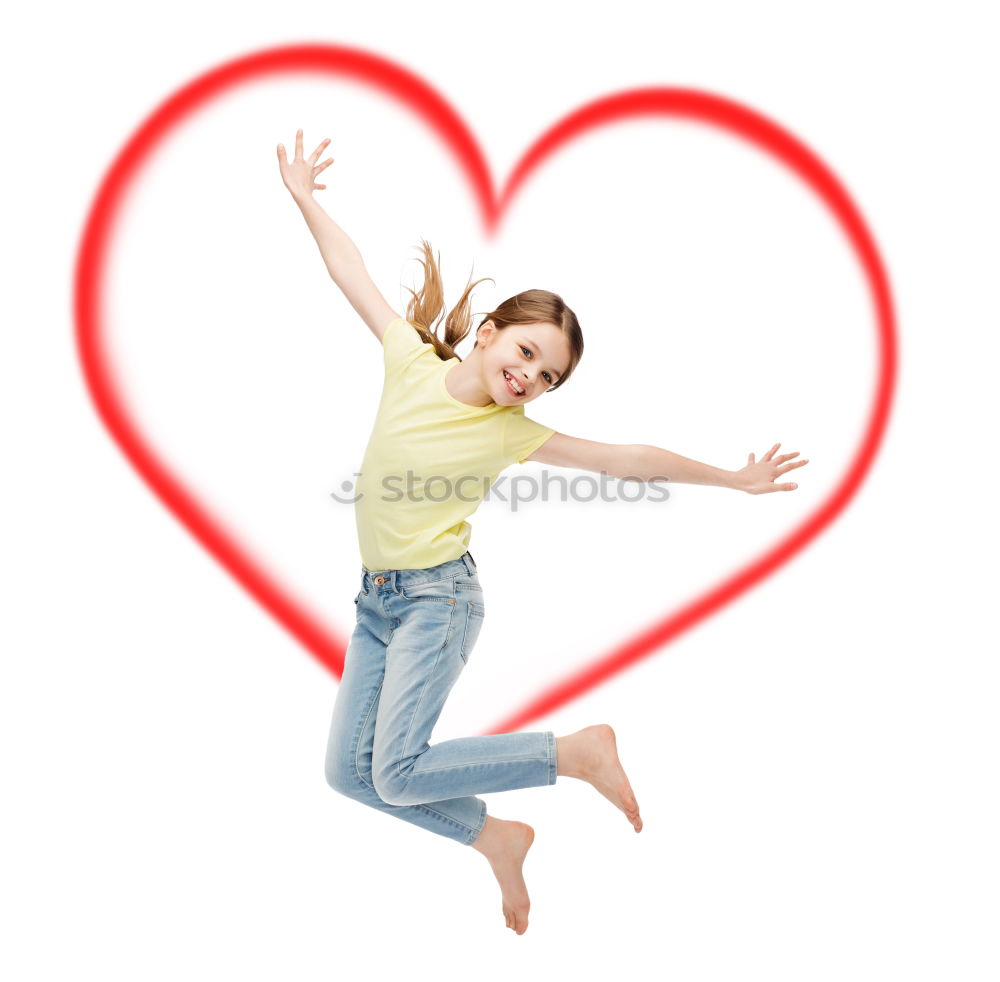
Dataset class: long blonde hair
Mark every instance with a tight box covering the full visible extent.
[402,238,583,392]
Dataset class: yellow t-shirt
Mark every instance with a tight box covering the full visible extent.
[354,317,557,570]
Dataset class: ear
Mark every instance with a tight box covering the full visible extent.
[475,319,495,345]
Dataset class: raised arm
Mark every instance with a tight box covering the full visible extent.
[526,433,808,494]
[277,129,400,343]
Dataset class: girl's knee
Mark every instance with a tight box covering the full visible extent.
[372,772,410,806]
[371,757,414,806]
[325,745,370,799]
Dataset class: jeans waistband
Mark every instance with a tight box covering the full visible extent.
[362,550,476,590]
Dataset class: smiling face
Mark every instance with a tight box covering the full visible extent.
[475,320,572,406]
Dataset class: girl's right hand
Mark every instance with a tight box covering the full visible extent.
[277,128,334,201]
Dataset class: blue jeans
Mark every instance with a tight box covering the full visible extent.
[324,551,558,846]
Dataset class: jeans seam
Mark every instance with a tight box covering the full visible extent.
[470,799,487,844]
[352,679,383,790]
[412,801,481,839]
[407,755,549,779]
[395,752,549,803]
[395,640,448,782]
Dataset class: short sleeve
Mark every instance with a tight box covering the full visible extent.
[503,408,557,464]
[382,317,428,376]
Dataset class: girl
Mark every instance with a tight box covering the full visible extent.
[277,129,808,935]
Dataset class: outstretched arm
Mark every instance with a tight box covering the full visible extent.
[277,129,399,342]
[526,433,808,494]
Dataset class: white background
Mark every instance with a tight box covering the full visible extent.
[2,1,998,978]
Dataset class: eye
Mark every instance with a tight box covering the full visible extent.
[520,345,553,384]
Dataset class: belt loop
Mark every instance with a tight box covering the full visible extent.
[463,551,476,575]
[390,569,398,591]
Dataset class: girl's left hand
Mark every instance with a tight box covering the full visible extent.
[277,128,334,201]
[734,443,808,494]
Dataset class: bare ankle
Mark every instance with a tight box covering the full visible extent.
[471,814,499,855]
[555,735,575,778]
[556,731,591,779]
[471,816,534,861]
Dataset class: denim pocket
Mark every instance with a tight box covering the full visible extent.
[399,575,457,603]
[460,601,485,664]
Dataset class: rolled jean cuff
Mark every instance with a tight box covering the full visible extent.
[466,798,487,845]
[546,730,557,785]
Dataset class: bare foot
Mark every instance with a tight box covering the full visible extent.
[558,724,643,833]
[470,815,535,935]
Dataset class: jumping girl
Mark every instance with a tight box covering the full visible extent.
[277,129,809,935]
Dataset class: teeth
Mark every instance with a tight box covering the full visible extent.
[504,370,524,394]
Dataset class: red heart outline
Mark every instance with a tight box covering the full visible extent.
[74,42,897,734]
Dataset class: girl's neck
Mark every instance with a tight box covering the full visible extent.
[444,357,494,408]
